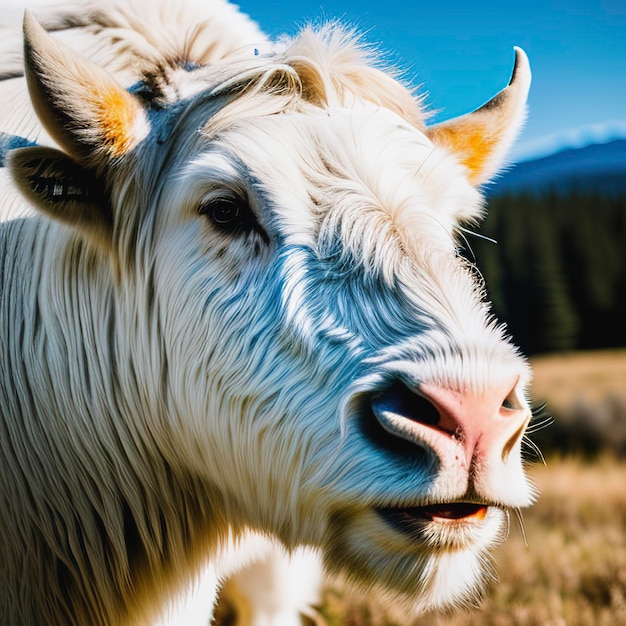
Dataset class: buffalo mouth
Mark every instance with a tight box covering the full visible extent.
[377,502,489,532]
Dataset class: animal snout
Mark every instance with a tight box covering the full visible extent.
[369,376,530,470]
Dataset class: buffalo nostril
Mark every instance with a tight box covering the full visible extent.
[501,387,521,411]
[356,379,441,462]
[502,396,516,410]
[372,379,440,427]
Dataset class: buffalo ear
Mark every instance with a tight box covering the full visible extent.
[14,11,151,245]
[22,10,149,168]
[426,48,531,186]
[8,146,112,245]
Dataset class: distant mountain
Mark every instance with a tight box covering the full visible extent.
[489,139,626,197]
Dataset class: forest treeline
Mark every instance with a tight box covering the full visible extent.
[470,191,626,355]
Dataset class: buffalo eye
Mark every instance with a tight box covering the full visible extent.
[205,196,241,226]
[199,194,267,242]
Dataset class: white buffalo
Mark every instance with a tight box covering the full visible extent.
[0,1,535,624]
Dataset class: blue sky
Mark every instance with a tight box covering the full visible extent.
[238,0,626,161]
[2,0,624,161]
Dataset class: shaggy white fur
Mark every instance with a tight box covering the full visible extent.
[0,1,533,625]
[1,3,323,624]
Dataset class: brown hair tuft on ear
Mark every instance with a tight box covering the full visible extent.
[22,10,149,166]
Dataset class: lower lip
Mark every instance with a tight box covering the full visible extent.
[377,503,489,533]
[420,503,488,522]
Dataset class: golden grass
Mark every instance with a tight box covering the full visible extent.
[528,349,626,455]
[320,457,626,626]
[531,348,626,411]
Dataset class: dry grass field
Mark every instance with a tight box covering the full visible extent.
[530,349,626,455]
[531,349,626,409]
